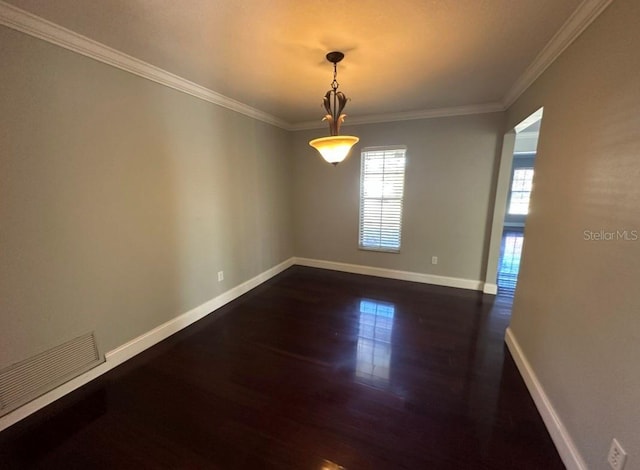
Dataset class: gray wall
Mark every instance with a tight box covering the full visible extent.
[292,114,505,283]
[506,0,640,467]
[0,25,293,367]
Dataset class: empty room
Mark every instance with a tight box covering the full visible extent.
[1,0,638,469]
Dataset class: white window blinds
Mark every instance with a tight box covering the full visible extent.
[359,147,407,252]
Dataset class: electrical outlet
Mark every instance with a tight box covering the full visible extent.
[608,438,627,470]
[431,256,438,265]
[217,271,224,282]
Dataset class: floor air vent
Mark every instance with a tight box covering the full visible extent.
[0,332,102,416]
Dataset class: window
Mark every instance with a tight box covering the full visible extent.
[508,168,534,215]
[359,147,406,252]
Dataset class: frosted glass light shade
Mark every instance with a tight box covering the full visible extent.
[309,135,359,165]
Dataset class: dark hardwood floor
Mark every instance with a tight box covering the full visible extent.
[0,266,564,469]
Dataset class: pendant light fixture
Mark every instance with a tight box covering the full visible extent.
[309,51,359,165]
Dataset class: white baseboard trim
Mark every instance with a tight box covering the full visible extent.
[504,327,587,470]
[293,257,485,291]
[483,283,498,295]
[105,257,294,364]
[0,257,295,432]
[0,1,289,130]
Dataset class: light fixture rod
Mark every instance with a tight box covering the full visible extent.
[322,52,348,136]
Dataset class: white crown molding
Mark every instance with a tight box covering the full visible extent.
[0,1,290,130]
[0,3,502,130]
[290,102,506,131]
[0,0,614,131]
[502,0,614,108]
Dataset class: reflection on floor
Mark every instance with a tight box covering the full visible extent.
[356,299,395,385]
[0,266,564,469]
[498,229,524,297]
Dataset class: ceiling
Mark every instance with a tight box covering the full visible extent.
[4,0,586,125]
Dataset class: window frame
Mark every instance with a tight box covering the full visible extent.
[358,145,407,253]
[507,166,534,215]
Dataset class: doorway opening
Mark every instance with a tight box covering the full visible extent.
[485,108,543,297]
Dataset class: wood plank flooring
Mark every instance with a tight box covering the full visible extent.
[0,266,564,469]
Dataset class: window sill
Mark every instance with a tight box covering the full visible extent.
[358,247,401,254]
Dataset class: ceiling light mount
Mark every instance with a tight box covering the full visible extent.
[326,51,344,64]
[309,51,359,166]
